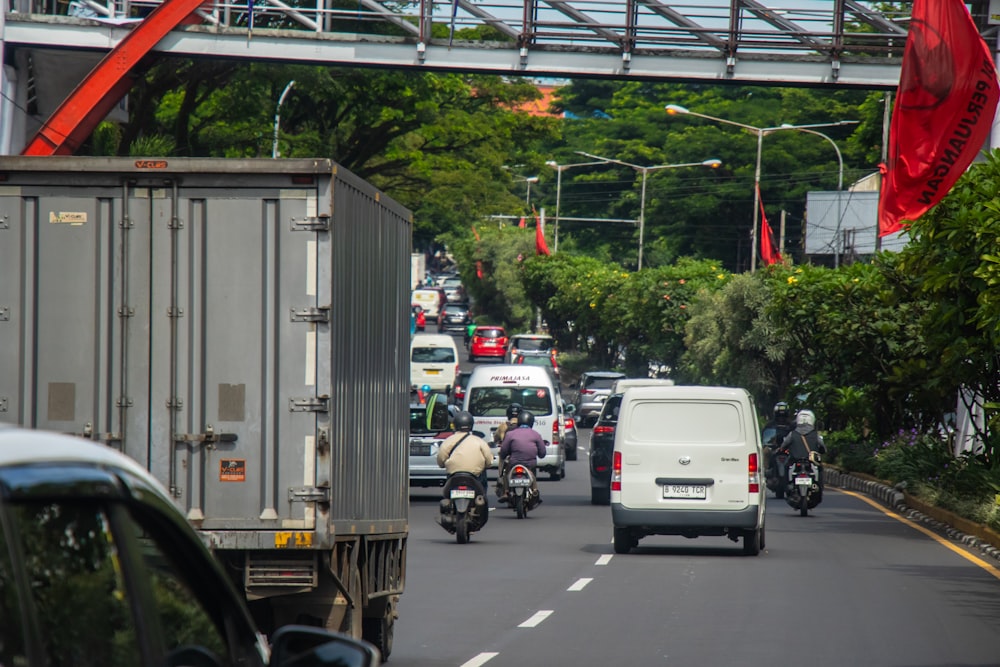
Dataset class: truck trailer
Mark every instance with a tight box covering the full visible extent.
[0,157,410,658]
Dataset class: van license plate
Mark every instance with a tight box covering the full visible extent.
[425,369,441,375]
[663,485,706,499]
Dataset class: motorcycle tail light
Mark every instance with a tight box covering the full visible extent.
[611,451,622,491]
[748,452,760,493]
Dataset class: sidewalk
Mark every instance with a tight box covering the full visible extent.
[825,468,1000,564]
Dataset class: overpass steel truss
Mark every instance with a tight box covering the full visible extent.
[5,1,935,89]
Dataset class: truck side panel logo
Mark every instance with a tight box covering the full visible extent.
[220,459,246,482]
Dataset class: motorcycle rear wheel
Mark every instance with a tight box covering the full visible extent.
[456,515,470,543]
[799,495,808,517]
[514,495,526,519]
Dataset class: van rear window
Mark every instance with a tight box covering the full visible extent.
[627,401,742,443]
[412,347,455,363]
[467,387,552,417]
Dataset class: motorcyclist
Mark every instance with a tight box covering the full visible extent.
[436,411,494,495]
[492,403,522,499]
[763,401,794,482]
[780,409,827,490]
[497,410,546,505]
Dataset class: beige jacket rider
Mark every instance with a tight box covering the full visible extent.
[436,431,494,476]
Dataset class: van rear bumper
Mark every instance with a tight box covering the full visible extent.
[611,504,760,531]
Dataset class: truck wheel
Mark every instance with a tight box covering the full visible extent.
[363,612,395,660]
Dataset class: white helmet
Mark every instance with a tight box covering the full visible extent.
[796,409,816,427]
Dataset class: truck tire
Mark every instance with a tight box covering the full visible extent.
[363,611,394,660]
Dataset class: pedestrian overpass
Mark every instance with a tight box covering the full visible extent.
[0,1,992,154]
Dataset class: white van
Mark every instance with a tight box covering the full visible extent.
[609,377,675,393]
[462,365,565,480]
[410,333,459,393]
[611,385,765,556]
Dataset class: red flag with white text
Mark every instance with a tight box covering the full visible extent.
[757,185,782,266]
[534,209,551,256]
[878,0,999,236]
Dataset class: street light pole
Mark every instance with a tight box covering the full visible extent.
[577,151,722,270]
[272,80,295,159]
[783,125,846,266]
[545,159,606,253]
[665,104,857,271]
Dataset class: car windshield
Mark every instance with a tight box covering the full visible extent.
[516,338,553,352]
[467,387,553,417]
[476,329,504,339]
[585,376,622,390]
[412,347,456,363]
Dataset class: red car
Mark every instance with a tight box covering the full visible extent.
[468,326,508,362]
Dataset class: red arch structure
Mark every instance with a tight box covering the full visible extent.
[21,0,207,156]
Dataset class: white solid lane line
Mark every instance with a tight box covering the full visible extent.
[460,653,499,667]
[567,578,593,591]
[596,554,613,565]
[518,610,554,628]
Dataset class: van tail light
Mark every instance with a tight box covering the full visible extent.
[552,420,560,444]
[592,425,614,435]
[748,452,760,493]
[580,388,594,395]
[611,451,622,491]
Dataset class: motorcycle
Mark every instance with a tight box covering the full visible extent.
[437,472,489,543]
[765,444,791,499]
[784,456,822,516]
[503,461,539,519]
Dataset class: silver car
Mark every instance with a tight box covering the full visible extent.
[408,398,458,487]
[505,333,556,364]
[571,370,626,427]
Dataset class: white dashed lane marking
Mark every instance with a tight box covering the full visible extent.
[596,554,613,565]
[567,577,593,591]
[518,610,553,628]
[460,652,498,667]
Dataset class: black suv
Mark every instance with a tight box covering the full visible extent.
[437,302,472,334]
[588,393,623,505]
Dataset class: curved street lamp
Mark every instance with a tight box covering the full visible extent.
[576,151,722,270]
[665,104,858,271]
[545,159,606,252]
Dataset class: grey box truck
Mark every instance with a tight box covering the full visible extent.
[0,157,410,658]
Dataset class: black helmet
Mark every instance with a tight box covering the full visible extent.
[773,402,789,419]
[454,411,474,432]
[506,403,523,420]
[517,410,535,428]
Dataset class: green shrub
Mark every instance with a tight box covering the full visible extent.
[824,426,877,475]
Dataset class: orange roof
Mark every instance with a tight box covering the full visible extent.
[516,85,561,117]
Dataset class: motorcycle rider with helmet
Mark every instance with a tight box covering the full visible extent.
[492,403,522,499]
[437,411,494,495]
[497,410,546,505]
[763,401,795,482]
[780,409,827,491]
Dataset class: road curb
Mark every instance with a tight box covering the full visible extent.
[825,469,1000,564]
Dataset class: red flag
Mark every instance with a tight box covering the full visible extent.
[518,216,526,228]
[476,260,483,279]
[534,210,551,256]
[757,186,782,266]
[878,0,999,236]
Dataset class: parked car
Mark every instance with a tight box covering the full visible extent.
[0,424,381,667]
[570,370,626,427]
[438,302,472,334]
[505,333,556,364]
[468,326,509,363]
[589,393,623,505]
[408,395,458,487]
[513,352,560,382]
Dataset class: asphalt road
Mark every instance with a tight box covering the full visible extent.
[397,425,1000,667]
